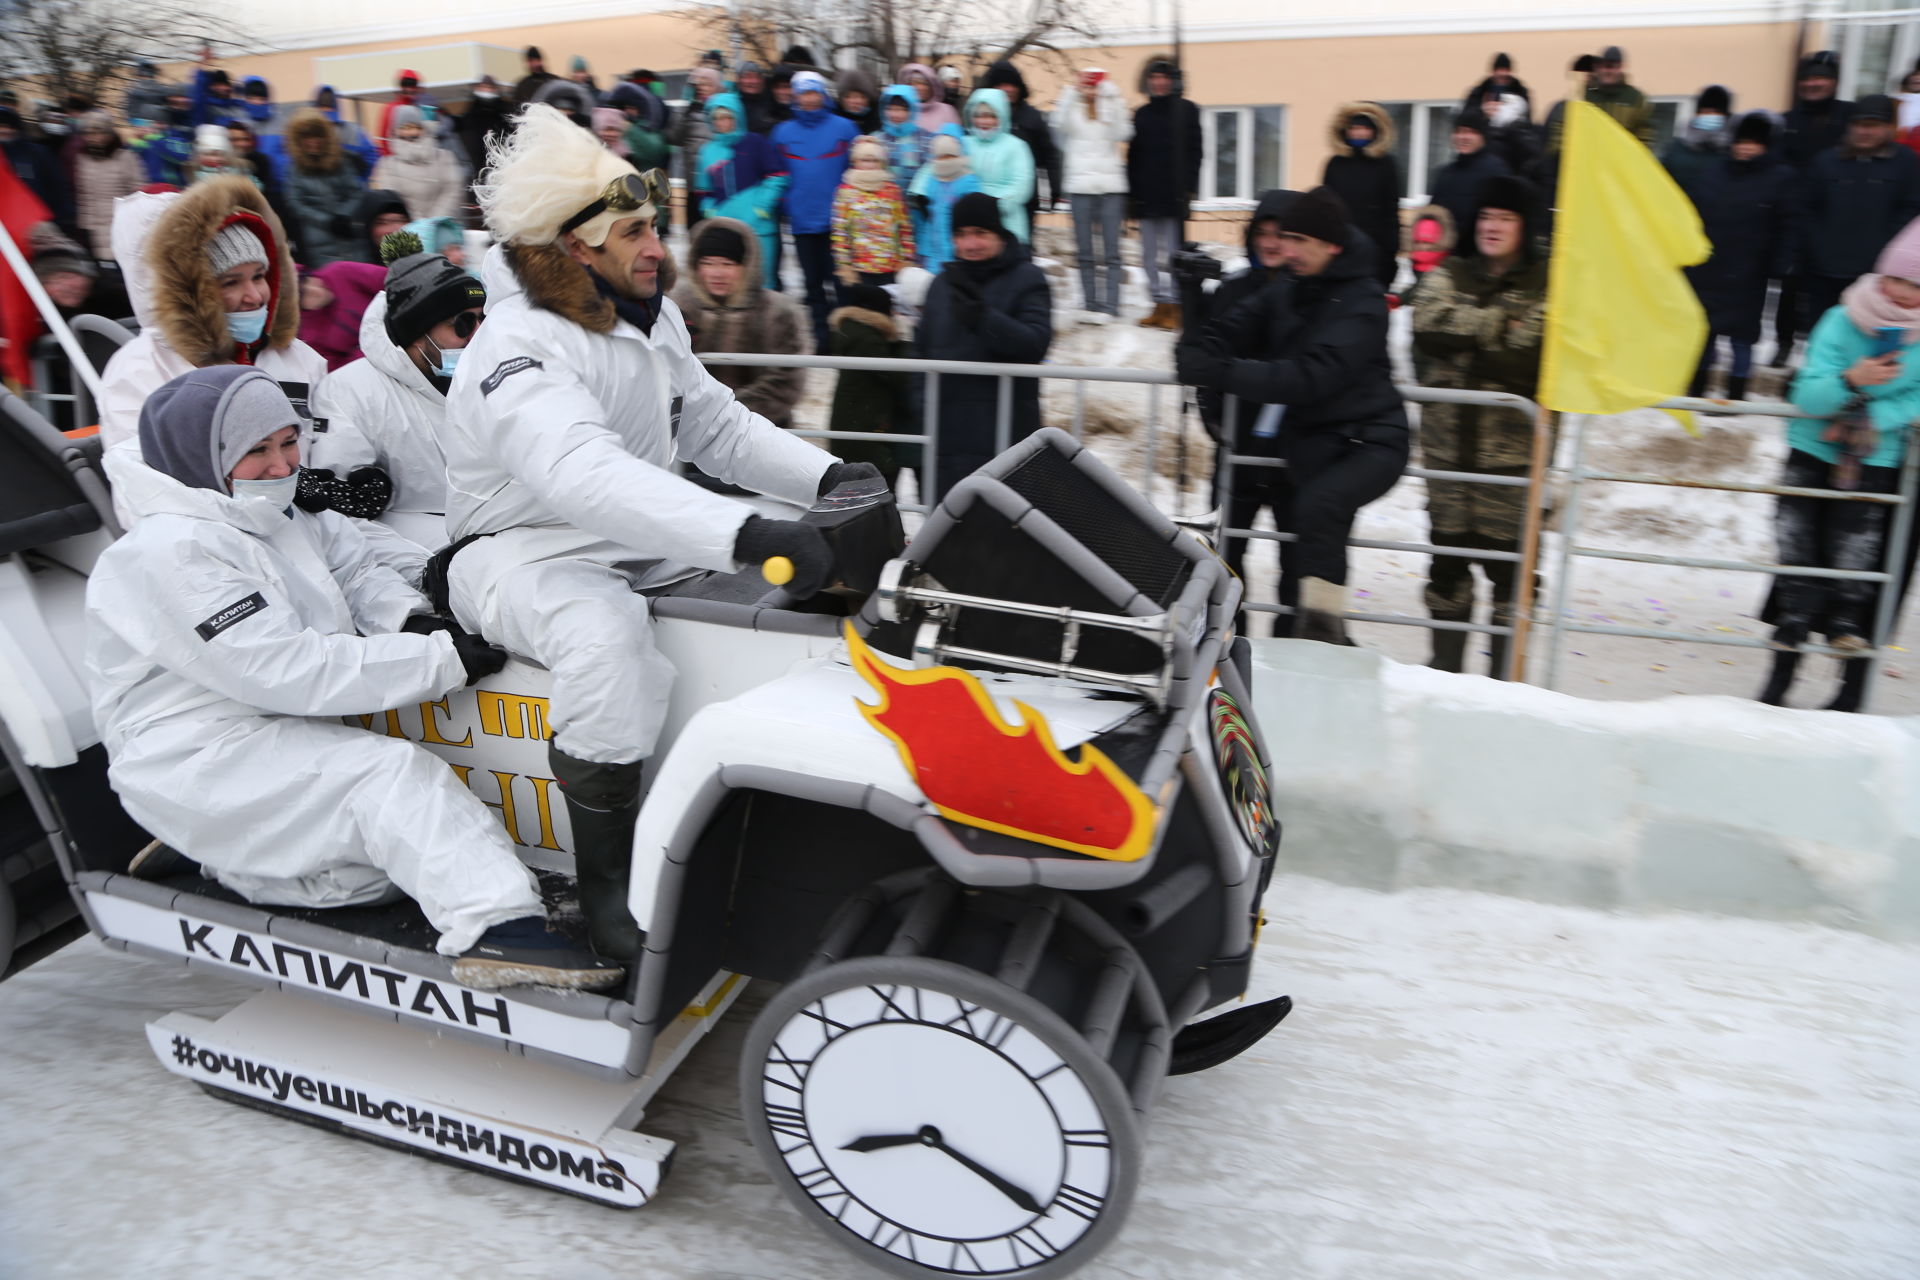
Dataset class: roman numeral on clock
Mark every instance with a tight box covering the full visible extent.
[1053,1183,1107,1222]
[764,1103,809,1143]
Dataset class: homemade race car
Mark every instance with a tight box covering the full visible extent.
[0,387,1287,1277]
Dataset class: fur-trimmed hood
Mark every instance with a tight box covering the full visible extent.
[498,238,678,334]
[285,107,345,174]
[143,176,300,365]
[682,216,763,309]
[1328,100,1396,159]
[828,305,896,340]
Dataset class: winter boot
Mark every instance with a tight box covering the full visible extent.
[453,917,625,991]
[1138,302,1170,328]
[1486,631,1513,680]
[1295,577,1353,646]
[1428,627,1468,672]
[1826,658,1870,713]
[548,744,645,962]
[1158,303,1184,331]
[1768,613,1812,651]
[1757,650,1800,706]
[1687,368,1709,399]
[1725,375,1749,404]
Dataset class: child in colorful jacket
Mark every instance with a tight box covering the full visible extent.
[908,129,981,272]
[881,84,936,195]
[832,136,916,285]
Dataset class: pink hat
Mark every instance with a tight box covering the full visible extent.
[1875,215,1920,283]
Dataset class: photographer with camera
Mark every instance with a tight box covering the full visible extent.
[1175,187,1408,645]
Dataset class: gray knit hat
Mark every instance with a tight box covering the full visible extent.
[391,103,425,132]
[138,367,302,493]
[205,222,267,277]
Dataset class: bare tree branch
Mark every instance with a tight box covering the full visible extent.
[0,0,256,108]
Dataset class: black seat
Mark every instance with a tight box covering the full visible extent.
[0,393,102,554]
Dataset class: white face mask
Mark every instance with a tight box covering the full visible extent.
[230,471,300,511]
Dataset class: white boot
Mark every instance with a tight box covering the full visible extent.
[1296,577,1352,646]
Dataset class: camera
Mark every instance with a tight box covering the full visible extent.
[1170,243,1223,287]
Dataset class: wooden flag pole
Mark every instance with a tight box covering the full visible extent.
[1505,406,1554,681]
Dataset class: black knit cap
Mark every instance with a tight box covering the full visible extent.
[1798,50,1840,81]
[844,282,893,315]
[952,191,1008,240]
[1697,85,1731,115]
[694,223,748,263]
[526,46,543,61]
[1734,111,1773,147]
[1492,52,1512,72]
[1453,109,1490,136]
[384,253,487,350]
[1285,186,1351,246]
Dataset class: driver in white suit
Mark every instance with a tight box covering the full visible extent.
[439,105,880,962]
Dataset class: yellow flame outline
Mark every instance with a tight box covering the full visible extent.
[844,622,1156,862]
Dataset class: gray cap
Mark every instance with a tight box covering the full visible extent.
[1601,45,1625,63]
[138,366,301,493]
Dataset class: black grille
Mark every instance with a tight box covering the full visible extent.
[1001,446,1190,606]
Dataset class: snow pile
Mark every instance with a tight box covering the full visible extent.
[1248,637,1920,936]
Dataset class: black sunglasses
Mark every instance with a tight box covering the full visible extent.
[451,311,483,340]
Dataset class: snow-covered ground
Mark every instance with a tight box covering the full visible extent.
[761,223,1920,716]
[3,877,1914,1278]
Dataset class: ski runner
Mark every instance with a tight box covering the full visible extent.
[440,104,879,962]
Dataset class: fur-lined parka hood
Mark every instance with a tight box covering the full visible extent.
[499,237,678,334]
[144,176,300,365]
[828,305,896,340]
[1328,101,1396,159]
[285,107,345,174]
[680,217,764,309]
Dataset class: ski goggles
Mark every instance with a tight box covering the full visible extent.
[559,169,670,238]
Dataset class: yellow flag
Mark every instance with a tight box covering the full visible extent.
[1540,100,1711,418]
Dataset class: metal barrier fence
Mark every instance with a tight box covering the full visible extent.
[704,351,1917,709]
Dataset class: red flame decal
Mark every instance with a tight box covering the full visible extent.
[846,624,1155,861]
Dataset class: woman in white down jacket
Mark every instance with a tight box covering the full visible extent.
[1051,70,1133,318]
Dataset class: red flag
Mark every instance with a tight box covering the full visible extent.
[0,152,55,388]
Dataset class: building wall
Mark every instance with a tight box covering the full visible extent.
[189,5,1803,196]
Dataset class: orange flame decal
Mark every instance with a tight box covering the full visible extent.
[845,623,1155,862]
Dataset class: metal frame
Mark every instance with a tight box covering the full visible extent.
[700,352,1918,709]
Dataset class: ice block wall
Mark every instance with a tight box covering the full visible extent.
[1245,641,1920,938]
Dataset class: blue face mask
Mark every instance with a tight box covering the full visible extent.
[436,347,463,378]
[227,308,268,344]
[1694,114,1725,132]
[231,470,299,511]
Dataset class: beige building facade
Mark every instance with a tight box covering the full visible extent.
[186,1,1907,203]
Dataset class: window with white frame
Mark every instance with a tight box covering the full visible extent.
[1200,106,1287,203]
[1374,101,1457,202]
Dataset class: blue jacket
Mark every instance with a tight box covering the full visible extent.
[881,84,935,193]
[772,105,860,234]
[962,88,1035,242]
[1790,300,1920,468]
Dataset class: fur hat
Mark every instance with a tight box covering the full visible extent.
[475,103,649,246]
[1285,186,1352,246]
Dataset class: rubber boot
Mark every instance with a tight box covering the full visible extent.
[548,743,645,962]
[1486,632,1513,681]
[1725,375,1749,404]
[1295,577,1352,646]
[1826,658,1870,713]
[1757,650,1800,706]
[1428,627,1468,672]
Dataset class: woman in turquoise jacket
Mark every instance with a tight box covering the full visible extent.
[961,88,1035,242]
[1762,221,1920,710]
[908,128,980,271]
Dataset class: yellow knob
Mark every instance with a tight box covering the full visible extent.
[762,556,795,586]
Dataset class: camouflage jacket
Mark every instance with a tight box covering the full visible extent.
[1411,254,1548,473]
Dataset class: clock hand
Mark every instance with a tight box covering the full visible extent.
[839,1132,925,1153]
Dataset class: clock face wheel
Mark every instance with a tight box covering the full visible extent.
[740,953,1143,1279]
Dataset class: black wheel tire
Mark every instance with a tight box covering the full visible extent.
[739,953,1142,1280]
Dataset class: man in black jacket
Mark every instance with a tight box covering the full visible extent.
[917,192,1054,500]
[1774,50,1855,363]
[1127,56,1203,329]
[1428,110,1511,247]
[1176,187,1409,644]
[1799,95,1920,327]
[985,60,1062,222]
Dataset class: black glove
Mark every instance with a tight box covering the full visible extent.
[734,515,834,598]
[1175,341,1234,390]
[945,270,985,325]
[451,631,509,686]
[402,613,457,636]
[817,460,886,496]
[911,192,930,216]
[332,465,394,519]
[328,213,354,239]
[293,466,336,513]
